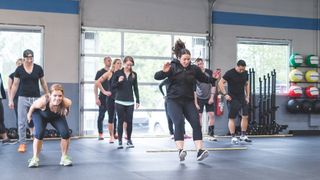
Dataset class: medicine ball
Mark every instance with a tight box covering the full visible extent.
[305,70,319,82]
[305,86,319,98]
[289,53,303,67]
[287,99,301,113]
[289,69,303,82]
[301,100,313,113]
[306,55,319,68]
[288,85,303,98]
[313,100,320,113]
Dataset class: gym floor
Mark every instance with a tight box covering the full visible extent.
[0,136,319,180]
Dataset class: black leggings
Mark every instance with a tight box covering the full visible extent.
[32,111,70,140]
[107,98,117,134]
[0,100,6,134]
[167,98,202,141]
[164,99,174,135]
[97,95,107,134]
[116,103,134,141]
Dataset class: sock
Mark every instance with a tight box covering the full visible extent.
[241,131,246,136]
[231,133,235,137]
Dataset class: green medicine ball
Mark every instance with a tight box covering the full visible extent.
[306,55,319,67]
[289,69,303,82]
[289,53,303,67]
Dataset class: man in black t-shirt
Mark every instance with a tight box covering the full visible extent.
[218,60,252,144]
[8,49,49,153]
[94,57,112,140]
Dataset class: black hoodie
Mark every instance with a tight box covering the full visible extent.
[154,59,216,100]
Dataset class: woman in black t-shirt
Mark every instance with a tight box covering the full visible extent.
[8,49,49,153]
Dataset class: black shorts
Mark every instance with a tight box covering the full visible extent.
[197,98,215,113]
[227,99,249,119]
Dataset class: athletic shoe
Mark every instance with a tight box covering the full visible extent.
[117,141,123,149]
[208,136,218,141]
[240,135,252,143]
[184,134,191,139]
[231,137,239,145]
[179,149,187,161]
[28,157,39,168]
[170,135,174,140]
[197,149,209,161]
[60,155,72,166]
[17,144,27,153]
[126,140,134,148]
[98,134,104,140]
[2,139,17,145]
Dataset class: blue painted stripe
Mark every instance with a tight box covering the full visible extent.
[213,11,319,30]
[0,0,79,14]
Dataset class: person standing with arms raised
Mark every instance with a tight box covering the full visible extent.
[154,39,217,161]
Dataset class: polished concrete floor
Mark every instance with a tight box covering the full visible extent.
[0,136,319,180]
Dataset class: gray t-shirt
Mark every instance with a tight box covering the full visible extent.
[196,69,214,99]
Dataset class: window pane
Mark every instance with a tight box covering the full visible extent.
[0,30,42,89]
[83,57,104,81]
[124,33,171,57]
[174,36,207,59]
[83,83,96,109]
[84,31,121,55]
[133,58,167,82]
[138,85,165,110]
[237,42,290,94]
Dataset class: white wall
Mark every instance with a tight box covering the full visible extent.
[82,0,209,34]
[0,9,80,83]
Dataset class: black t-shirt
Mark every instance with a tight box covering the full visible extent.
[9,72,21,100]
[14,64,44,97]
[223,68,248,99]
[95,68,109,97]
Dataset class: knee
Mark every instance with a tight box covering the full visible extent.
[34,130,45,140]
[60,130,70,139]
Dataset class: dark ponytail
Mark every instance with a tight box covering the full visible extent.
[172,39,191,59]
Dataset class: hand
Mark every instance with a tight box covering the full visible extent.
[208,98,214,105]
[225,94,232,101]
[8,100,14,110]
[95,98,101,106]
[135,103,140,109]
[195,103,200,110]
[245,96,250,104]
[163,62,171,72]
[104,91,112,96]
[118,76,124,82]
[27,112,32,123]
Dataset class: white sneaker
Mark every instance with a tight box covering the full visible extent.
[208,136,217,141]
[179,149,187,161]
[60,155,72,166]
[240,135,252,143]
[28,157,39,168]
[231,137,239,144]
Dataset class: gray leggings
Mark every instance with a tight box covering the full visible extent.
[17,96,37,144]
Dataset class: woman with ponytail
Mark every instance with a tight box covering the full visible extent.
[27,84,73,168]
[154,39,217,161]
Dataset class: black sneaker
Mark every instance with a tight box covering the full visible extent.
[197,149,209,161]
[117,141,123,149]
[98,137,104,141]
[2,139,17,145]
[179,149,187,161]
[126,140,134,148]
